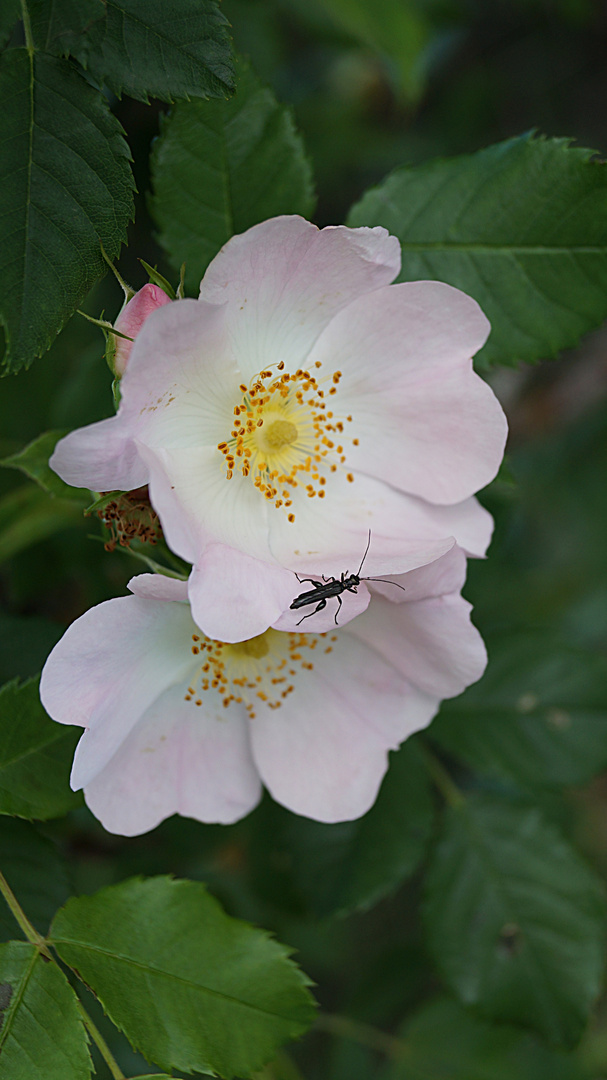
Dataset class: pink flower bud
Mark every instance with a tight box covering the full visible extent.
[113,284,172,377]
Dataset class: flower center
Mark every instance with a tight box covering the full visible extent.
[217,362,356,522]
[184,628,338,719]
[261,419,298,451]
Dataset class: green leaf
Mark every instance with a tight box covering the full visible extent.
[0,484,84,564]
[1,431,89,503]
[347,133,607,368]
[430,632,607,792]
[384,997,586,1080]
[27,0,106,56]
[68,0,234,104]
[139,260,177,300]
[0,0,20,50]
[0,49,134,373]
[284,740,434,917]
[423,793,605,1047]
[0,677,81,821]
[50,876,316,1077]
[0,941,92,1080]
[0,818,71,942]
[150,59,316,291]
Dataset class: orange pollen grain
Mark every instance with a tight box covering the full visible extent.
[184,631,329,720]
[216,362,355,518]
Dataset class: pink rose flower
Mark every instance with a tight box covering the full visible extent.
[50,216,507,642]
[112,283,172,377]
[40,547,486,835]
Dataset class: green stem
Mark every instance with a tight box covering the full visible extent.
[0,870,125,1079]
[418,740,465,809]
[0,869,48,950]
[20,0,34,54]
[75,1001,126,1080]
[315,1012,409,1061]
[99,241,135,301]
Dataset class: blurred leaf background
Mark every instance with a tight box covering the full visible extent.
[2,0,607,1076]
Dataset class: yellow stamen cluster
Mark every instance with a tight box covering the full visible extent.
[184,629,338,720]
[217,361,355,522]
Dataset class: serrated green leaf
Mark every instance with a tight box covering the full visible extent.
[0,941,92,1080]
[347,133,607,368]
[0,819,71,942]
[0,484,84,564]
[430,632,607,791]
[383,997,585,1080]
[150,59,316,291]
[423,794,605,1047]
[0,0,20,50]
[0,49,134,373]
[69,0,234,104]
[50,876,316,1078]
[27,0,105,56]
[0,677,81,821]
[1,431,89,503]
[284,740,434,917]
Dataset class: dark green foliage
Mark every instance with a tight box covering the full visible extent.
[424,794,606,1047]
[0,677,81,820]
[67,0,235,103]
[27,0,105,56]
[51,876,316,1077]
[151,60,316,291]
[0,818,71,941]
[431,632,607,791]
[348,134,607,368]
[383,997,586,1079]
[0,50,134,373]
[0,941,92,1080]
[0,0,20,50]
[283,740,434,917]
[1,431,89,502]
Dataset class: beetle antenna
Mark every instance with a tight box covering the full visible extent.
[357,529,372,577]
[363,576,407,593]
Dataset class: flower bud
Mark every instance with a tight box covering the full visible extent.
[112,284,172,377]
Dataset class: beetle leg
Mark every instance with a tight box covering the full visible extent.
[296,598,327,626]
[334,593,343,625]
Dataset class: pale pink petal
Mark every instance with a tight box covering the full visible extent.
[188,544,296,643]
[347,590,487,699]
[113,284,172,377]
[268,467,478,572]
[123,299,237,447]
[198,216,401,377]
[137,443,274,566]
[410,495,494,558]
[368,544,467,604]
[127,574,189,603]
[83,685,261,835]
[50,415,148,492]
[308,281,506,504]
[40,594,198,788]
[250,633,438,822]
[50,299,232,494]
